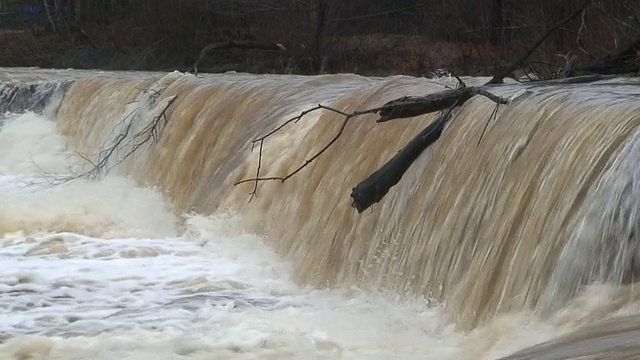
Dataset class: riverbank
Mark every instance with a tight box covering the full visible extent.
[0,26,503,77]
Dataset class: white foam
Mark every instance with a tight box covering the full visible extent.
[0,112,464,359]
[0,111,75,175]
[0,101,619,360]
[0,215,463,360]
[0,174,178,238]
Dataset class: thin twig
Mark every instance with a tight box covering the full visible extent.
[453,73,466,88]
[235,104,364,199]
[472,89,511,104]
[477,102,502,146]
[237,116,351,186]
[39,94,177,185]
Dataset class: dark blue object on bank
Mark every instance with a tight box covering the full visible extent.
[20,2,48,24]
[0,11,16,24]
[17,1,67,25]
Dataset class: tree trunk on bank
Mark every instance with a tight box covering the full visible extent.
[489,0,505,46]
[42,0,58,33]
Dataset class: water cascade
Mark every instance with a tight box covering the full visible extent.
[3,68,640,358]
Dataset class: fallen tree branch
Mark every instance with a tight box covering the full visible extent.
[235,82,513,208]
[477,101,502,146]
[235,87,487,201]
[235,69,616,211]
[79,97,175,180]
[572,35,640,75]
[234,104,382,201]
[375,88,471,122]
[110,95,176,170]
[350,88,512,213]
[528,74,618,85]
[37,94,177,186]
[375,87,509,123]
[350,107,455,213]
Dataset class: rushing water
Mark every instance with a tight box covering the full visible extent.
[3,68,640,359]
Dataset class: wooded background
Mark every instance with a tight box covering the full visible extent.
[1,0,639,76]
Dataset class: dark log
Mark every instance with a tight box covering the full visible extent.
[376,88,471,122]
[375,87,510,123]
[348,72,623,212]
[350,109,453,213]
[350,87,511,213]
[573,36,640,75]
[529,74,617,85]
[489,0,505,46]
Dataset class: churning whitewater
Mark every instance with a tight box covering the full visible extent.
[0,112,463,359]
[3,68,640,359]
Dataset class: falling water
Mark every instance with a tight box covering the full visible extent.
[3,67,640,359]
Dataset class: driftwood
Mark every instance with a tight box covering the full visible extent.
[528,74,618,85]
[235,82,512,208]
[234,67,616,210]
[376,87,508,123]
[189,40,286,76]
[349,87,509,212]
[350,108,453,213]
[376,88,471,122]
[573,36,640,75]
[41,91,178,185]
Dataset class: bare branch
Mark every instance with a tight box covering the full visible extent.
[235,104,368,201]
[472,88,511,104]
[477,102,502,146]
[234,85,513,203]
[38,94,177,186]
